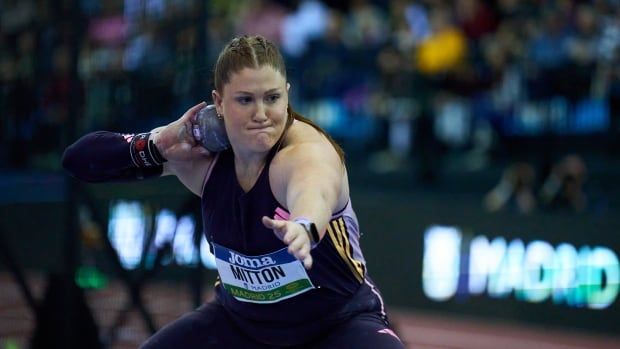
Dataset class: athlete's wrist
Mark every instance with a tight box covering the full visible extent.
[150,131,166,160]
[130,132,167,168]
[294,217,320,249]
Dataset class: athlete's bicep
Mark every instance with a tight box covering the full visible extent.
[273,142,345,219]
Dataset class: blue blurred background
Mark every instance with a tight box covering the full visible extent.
[1,0,620,348]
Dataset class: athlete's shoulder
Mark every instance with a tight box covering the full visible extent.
[281,120,335,154]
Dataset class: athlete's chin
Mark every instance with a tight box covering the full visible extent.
[253,133,277,150]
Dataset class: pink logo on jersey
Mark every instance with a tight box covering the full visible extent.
[274,207,290,221]
[122,134,134,143]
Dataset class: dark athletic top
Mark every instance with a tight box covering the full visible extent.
[201,147,375,345]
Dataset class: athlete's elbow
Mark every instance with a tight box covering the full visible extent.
[61,141,99,182]
[62,142,80,175]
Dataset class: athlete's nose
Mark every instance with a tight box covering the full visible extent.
[253,102,268,123]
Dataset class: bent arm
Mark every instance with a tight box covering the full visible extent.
[62,102,215,196]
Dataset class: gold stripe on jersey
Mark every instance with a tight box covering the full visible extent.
[331,219,344,246]
[335,218,366,279]
[326,217,364,283]
[337,218,366,278]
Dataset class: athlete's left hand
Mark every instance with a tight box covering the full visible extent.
[262,216,313,269]
[152,102,211,162]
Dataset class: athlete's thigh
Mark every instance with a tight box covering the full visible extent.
[139,301,271,349]
[312,312,405,349]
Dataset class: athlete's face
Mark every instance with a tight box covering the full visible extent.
[212,66,290,154]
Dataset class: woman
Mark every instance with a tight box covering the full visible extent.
[63,35,404,349]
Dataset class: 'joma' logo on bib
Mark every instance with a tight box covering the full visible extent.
[228,251,276,268]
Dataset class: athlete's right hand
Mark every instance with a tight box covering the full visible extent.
[151,102,211,161]
[262,216,313,269]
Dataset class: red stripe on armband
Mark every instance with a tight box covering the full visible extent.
[130,132,167,168]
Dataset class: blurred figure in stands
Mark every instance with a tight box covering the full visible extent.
[483,161,537,214]
[540,154,589,212]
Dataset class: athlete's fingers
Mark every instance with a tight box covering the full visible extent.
[282,229,297,245]
[287,233,307,255]
[190,145,211,157]
[184,101,207,122]
[176,142,192,152]
[292,245,310,264]
[262,216,289,242]
[302,255,313,270]
[298,243,311,260]
[262,216,287,230]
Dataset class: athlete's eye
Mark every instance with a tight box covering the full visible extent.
[236,96,253,105]
[266,94,280,104]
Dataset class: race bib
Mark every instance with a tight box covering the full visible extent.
[214,243,315,304]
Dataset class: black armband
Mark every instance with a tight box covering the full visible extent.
[129,132,167,167]
[62,131,164,183]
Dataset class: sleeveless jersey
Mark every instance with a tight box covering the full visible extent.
[201,147,371,345]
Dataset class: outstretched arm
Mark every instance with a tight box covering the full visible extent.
[263,141,346,269]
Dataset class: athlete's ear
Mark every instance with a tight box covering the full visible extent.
[286,82,290,92]
[212,89,223,115]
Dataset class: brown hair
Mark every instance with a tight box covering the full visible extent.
[213,35,344,162]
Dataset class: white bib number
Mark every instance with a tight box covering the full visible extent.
[214,243,315,304]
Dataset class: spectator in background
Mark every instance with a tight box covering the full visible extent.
[236,0,287,44]
[472,19,525,144]
[415,4,467,76]
[561,3,601,102]
[540,154,589,212]
[0,0,36,36]
[341,0,388,109]
[342,0,389,49]
[368,2,419,167]
[1,30,38,168]
[455,0,497,42]
[1,52,35,168]
[401,0,431,47]
[302,10,350,99]
[172,25,198,115]
[204,1,237,65]
[79,4,128,133]
[484,154,594,214]
[39,44,84,169]
[127,21,175,130]
[483,161,537,214]
[524,8,571,100]
[280,0,329,58]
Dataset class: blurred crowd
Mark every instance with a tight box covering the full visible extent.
[1,0,619,211]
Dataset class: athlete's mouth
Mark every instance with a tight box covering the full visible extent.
[248,125,272,131]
